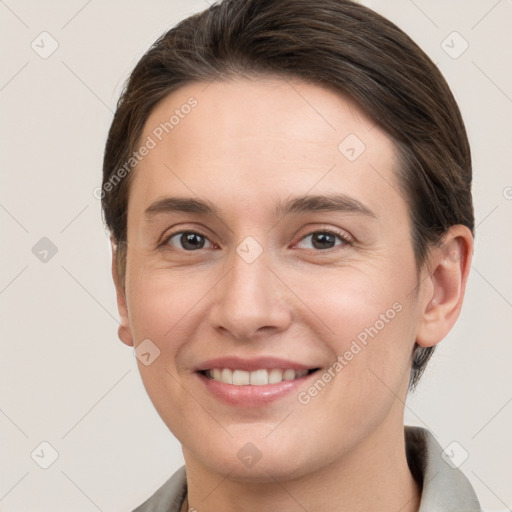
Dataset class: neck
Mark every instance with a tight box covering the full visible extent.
[183,421,421,512]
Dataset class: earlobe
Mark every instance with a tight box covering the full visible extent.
[111,238,134,347]
[416,225,473,348]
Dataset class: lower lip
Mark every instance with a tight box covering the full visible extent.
[197,371,317,407]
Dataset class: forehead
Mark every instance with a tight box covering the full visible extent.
[143,75,392,155]
[130,77,404,222]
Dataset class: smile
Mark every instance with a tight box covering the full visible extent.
[202,368,317,385]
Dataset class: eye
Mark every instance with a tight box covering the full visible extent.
[160,229,352,252]
[296,230,352,251]
[164,231,213,251]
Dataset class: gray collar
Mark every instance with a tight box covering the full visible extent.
[406,426,481,511]
[132,426,481,511]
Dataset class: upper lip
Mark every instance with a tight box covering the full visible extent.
[194,356,318,372]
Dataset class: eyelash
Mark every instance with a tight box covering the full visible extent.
[159,228,354,252]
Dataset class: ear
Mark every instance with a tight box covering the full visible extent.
[111,237,134,347]
[416,225,474,348]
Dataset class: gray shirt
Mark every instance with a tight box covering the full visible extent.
[132,426,481,511]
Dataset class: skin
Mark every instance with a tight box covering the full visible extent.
[112,77,473,512]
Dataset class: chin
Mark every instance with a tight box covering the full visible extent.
[208,455,307,483]
[184,434,317,483]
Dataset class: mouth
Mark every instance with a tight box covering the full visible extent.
[194,356,323,406]
[200,367,320,385]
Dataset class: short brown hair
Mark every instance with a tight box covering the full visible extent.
[101,0,473,389]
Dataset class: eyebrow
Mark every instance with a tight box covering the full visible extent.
[143,193,375,220]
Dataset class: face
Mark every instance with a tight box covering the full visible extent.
[116,77,432,481]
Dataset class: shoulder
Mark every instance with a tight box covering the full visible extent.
[405,426,482,511]
[131,466,187,512]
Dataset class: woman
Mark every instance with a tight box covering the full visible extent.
[101,0,480,510]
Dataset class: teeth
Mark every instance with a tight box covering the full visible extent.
[206,368,310,385]
[268,368,284,384]
[283,369,296,381]
[250,369,268,385]
[233,369,250,385]
[221,368,232,384]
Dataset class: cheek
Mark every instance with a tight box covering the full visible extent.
[302,262,418,393]
[290,280,417,462]
[124,266,210,433]
[298,261,409,336]
[126,262,205,346]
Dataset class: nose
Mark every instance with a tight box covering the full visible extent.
[208,249,293,341]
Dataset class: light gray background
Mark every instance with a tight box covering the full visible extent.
[1,0,511,510]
